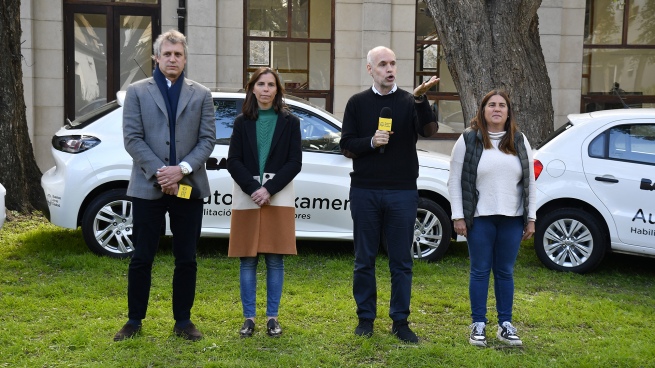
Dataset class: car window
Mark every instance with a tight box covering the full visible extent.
[589,124,655,165]
[588,132,607,157]
[290,107,342,153]
[211,100,341,152]
[536,121,573,149]
[214,99,242,145]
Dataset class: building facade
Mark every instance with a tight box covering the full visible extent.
[20,0,655,171]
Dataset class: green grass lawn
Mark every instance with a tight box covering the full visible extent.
[1,212,655,367]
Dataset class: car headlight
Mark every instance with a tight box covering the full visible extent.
[52,135,101,153]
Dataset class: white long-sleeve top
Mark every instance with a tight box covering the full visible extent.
[447,131,537,222]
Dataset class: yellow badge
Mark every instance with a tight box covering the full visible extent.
[177,184,192,199]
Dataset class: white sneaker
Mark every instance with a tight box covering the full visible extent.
[497,321,522,346]
[468,322,487,347]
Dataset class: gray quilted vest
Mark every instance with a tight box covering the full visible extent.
[461,128,531,230]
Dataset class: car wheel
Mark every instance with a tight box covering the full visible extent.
[382,198,452,262]
[534,208,606,273]
[82,189,135,258]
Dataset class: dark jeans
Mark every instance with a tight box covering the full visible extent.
[466,215,523,325]
[127,195,203,322]
[350,187,418,321]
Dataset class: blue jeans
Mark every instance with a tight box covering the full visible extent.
[467,215,523,325]
[350,187,418,321]
[240,254,284,318]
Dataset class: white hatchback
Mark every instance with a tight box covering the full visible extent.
[42,91,454,260]
[533,108,655,273]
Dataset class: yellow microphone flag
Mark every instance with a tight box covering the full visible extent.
[378,117,392,131]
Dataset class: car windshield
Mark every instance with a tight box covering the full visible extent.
[68,101,121,129]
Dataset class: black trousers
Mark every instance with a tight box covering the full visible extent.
[350,187,417,321]
[127,195,204,322]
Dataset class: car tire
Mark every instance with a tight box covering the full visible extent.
[534,207,606,273]
[382,198,452,262]
[82,189,135,258]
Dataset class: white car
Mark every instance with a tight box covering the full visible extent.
[533,108,655,273]
[42,91,454,260]
[0,183,6,229]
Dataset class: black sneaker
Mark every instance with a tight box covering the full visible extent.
[266,319,282,337]
[391,319,418,343]
[239,319,255,338]
[468,322,487,347]
[354,318,374,337]
[497,321,522,346]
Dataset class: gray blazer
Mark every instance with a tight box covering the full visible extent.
[123,77,216,200]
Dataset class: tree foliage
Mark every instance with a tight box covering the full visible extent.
[425,0,553,144]
[0,0,46,213]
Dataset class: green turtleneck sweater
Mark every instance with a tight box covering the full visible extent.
[256,108,277,182]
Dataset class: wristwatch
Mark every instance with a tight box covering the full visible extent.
[414,94,425,102]
[180,165,190,176]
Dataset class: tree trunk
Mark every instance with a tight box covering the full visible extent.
[0,0,46,213]
[426,0,553,145]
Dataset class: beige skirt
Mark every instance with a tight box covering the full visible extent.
[228,173,297,257]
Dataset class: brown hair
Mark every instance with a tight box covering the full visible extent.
[242,67,287,120]
[469,89,519,154]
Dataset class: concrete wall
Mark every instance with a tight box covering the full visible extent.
[21,1,64,172]
[333,0,418,118]
[539,0,586,130]
[171,0,243,90]
[21,0,587,171]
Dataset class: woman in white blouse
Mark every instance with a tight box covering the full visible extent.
[447,89,536,348]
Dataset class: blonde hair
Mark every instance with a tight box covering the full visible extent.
[153,29,188,58]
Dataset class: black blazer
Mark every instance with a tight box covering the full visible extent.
[227,109,302,196]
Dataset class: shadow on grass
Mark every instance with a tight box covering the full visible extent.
[445,240,470,259]
[10,228,356,261]
[6,223,473,268]
[518,238,655,277]
[4,227,90,259]
[594,252,655,276]
[11,218,654,278]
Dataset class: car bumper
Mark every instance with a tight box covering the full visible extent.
[41,150,97,229]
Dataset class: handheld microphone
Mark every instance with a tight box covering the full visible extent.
[378,107,392,153]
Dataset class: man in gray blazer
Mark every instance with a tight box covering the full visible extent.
[113,29,215,342]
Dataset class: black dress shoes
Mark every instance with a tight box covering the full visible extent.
[113,322,141,341]
[173,322,203,341]
[266,319,282,337]
[240,319,255,338]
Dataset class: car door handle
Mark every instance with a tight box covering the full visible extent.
[595,176,619,183]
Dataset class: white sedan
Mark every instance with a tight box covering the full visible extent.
[42,91,454,260]
[533,108,655,273]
